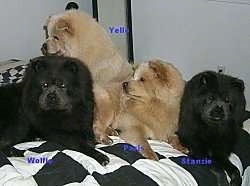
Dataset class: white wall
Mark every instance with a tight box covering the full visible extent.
[132,0,250,109]
[98,0,128,59]
[0,0,92,61]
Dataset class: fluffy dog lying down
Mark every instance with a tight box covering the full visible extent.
[94,60,185,160]
[42,10,132,83]
[0,56,109,166]
[177,71,248,186]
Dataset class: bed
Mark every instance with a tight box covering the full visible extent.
[0,59,249,186]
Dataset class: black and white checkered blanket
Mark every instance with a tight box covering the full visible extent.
[0,59,28,85]
[0,137,243,186]
[2,136,249,186]
[0,60,249,186]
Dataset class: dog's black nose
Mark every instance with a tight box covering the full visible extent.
[122,82,128,89]
[47,92,57,104]
[122,82,129,93]
[41,43,48,55]
[42,43,47,50]
[211,105,225,119]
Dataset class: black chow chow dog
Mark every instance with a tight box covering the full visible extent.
[0,56,109,165]
[177,71,248,186]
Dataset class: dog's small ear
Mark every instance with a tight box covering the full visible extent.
[30,58,46,72]
[55,19,74,35]
[200,76,207,86]
[231,78,245,92]
[149,60,161,72]
[64,60,78,73]
[199,72,215,86]
[149,60,167,81]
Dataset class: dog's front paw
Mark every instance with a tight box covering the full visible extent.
[95,153,110,166]
[106,127,119,136]
[96,134,113,145]
[141,149,159,161]
[168,135,189,154]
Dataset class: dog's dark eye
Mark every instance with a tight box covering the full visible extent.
[60,84,65,88]
[140,77,145,82]
[41,82,48,88]
[207,95,214,103]
[53,36,59,40]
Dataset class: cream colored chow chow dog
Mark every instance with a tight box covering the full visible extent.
[41,10,132,83]
[94,59,185,160]
[41,9,133,145]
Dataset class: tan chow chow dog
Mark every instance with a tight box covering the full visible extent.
[94,59,185,160]
[41,9,133,144]
[41,9,132,83]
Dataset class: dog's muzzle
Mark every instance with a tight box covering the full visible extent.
[122,82,129,93]
[46,92,58,108]
[209,104,226,121]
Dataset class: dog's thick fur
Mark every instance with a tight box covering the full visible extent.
[41,10,133,145]
[177,71,247,186]
[94,59,185,160]
[0,56,109,165]
[42,10,132,83]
